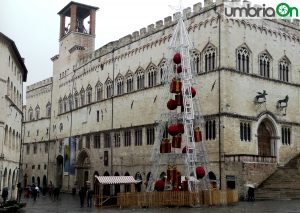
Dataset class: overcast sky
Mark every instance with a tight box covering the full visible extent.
[0,0,297,90]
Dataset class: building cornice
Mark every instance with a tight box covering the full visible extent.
[204,111,300,127]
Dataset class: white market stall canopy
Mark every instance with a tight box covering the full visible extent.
[95,176,141,185]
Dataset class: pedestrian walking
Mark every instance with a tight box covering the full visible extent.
[35,186,40,198]
[79,187,86,208]
[17,183,22,203]
[2,188,8,203]
[48,181,53,198]
[87,188,93,207]
[247,187,255,201]
[53,187,60,201]
[32,185,38,201]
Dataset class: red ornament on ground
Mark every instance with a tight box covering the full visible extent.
[154,180,165,191]
[196,166,205,179]
[167,99,177,110]
[176,65,182,73]
[173,52,181,64]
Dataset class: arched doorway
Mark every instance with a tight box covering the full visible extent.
[3,168,7,190]
[124,172,130,192]
[23,174,27,188]
[103,171,110,196]
[208,171,217,189]
[257,119,276,156]
[93,171,99,191]
[135,172,142,192]
[43,175,47,188]
[75,150,91,188]
[56,155,63,188]
[114,172,120,195]
[37,176,40,187]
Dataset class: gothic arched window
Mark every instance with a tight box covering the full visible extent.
[279,57,290,82]
[106,79,113,98]
[80,88,85,106]
[68,94,73,111]
[259,52,271,78]
[136,68,145,90]
[74,91,79,109]
[35,105,40,120]
[203,44,216,72]
[126,72,134,93]
[95,81,103,101]
[158,59,166,84]
[58,98,63,114]
[191,49,200,73]
[28,107,33,121]
[86,85,92,104]
[46,102,51,117]
[237,46,250,73]
[116,74,124,95]
[147,65,157,87]
[63,96,68,112]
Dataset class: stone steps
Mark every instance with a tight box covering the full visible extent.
[256,189,300,200]
[255,154,300,200]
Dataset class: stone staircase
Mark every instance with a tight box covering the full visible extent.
[255,154,300,200]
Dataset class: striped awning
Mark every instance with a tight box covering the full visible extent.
[95,176,141,185]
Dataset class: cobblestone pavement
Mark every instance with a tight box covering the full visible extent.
[18,194,300,213]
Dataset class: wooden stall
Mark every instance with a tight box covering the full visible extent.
[94,175,140,208]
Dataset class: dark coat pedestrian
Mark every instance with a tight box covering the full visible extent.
[247,187,255,201]
[53,187,60,200]
[17,183,22,203]
[32,186,38,201]
[2,188,8,203]
[79,187,86,208]
[87,189,93,207]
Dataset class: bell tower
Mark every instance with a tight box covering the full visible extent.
[57,1,99,57]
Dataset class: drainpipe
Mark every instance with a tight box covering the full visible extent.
[214,5,222,190]
[111,48,115,176]
[67,72,76,191]
[18,84,24,202]
[47,80,53,186]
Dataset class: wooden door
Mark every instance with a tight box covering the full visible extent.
[258,123,271,156]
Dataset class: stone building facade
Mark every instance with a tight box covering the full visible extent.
[22,1,300,196]
[0,32,28,199]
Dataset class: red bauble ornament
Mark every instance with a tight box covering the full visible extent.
[196,166,205,179]
[168,124,179,136]
[167,99,177,110]
[173,52,181,64]
[191,87,196,98]
[154,180,165,191]
[177,65,182,73]
[177,123,184,134]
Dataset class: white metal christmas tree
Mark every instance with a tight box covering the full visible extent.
[147,9,210,193]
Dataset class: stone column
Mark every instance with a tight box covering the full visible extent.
[70,4,77,32]
[59,15,65,39]
[89,9,96,35]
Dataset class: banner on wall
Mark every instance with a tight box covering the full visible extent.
[69,137,76,175]
[63,138,70,175]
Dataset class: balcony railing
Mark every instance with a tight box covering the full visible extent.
[225,154,276,163]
